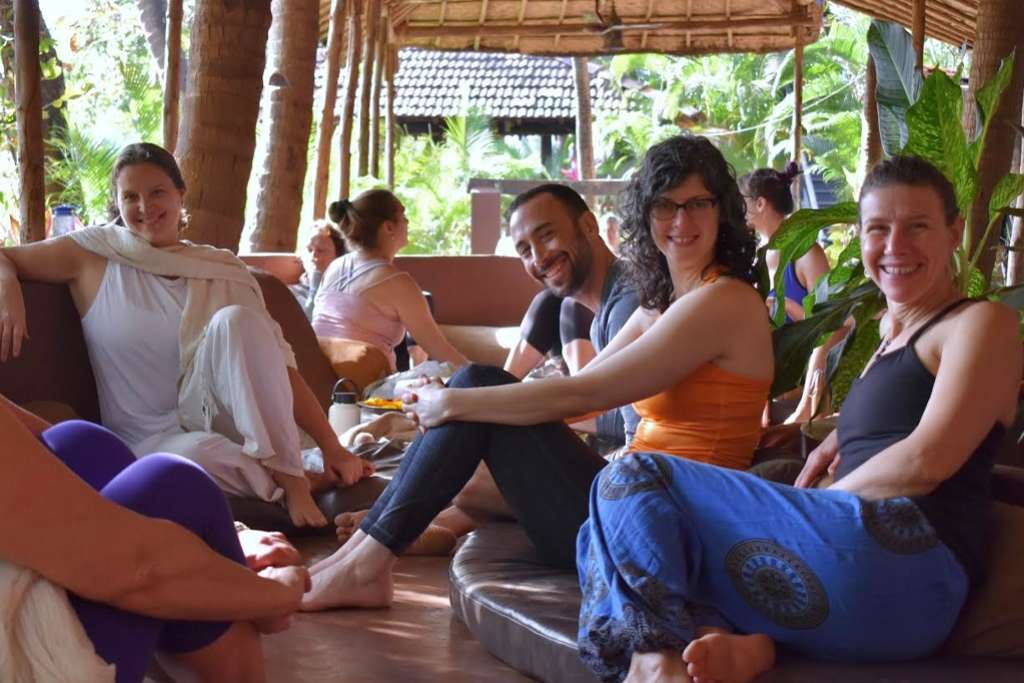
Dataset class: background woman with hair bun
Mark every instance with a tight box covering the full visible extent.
[312,190,468,371]
[741,163,836,424]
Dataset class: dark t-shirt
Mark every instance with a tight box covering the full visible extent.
[591,259,640,445]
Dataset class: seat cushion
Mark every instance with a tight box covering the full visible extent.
[440,324,519,367]
[450,524,1024,683]
[317,337,391,394]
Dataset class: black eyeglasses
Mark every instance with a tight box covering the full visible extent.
[649,196,719,221]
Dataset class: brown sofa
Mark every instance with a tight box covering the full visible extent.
[1,271,387,536]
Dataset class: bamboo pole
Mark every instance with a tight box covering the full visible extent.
[14,0,44,243]
[339,0,363,199]
[385,46,397,189]
[358,0,378,177]
[369,8,386,178]
[912,0,926,75]
[791,42,804,209]
[573,56,595,207]
[163,0,183,153]
[401,12,818,39]
[313,0,348,218]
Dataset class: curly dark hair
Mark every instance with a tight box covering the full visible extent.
[619,135,757,312]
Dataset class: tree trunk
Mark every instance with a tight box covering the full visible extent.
[177,0,272,251]
[384,45,396,188]
[135,0,188,106]
[791,42,805,209]
[249,0,318,253]
[163,0,183,153]
[339,0,363,199]
[357,0,378,177]
[1007,101,1024,286]
[369,9,386,179]
[857,56,883,191]
[965,0,1024,284]
[311,0,347,219]
[14,0,45,243]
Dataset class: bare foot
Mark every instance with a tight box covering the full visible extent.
[272,470,327,527]
[683,632,775,683]
[335,510,456,556]
[300,556,394,611]
[624,650,691,682]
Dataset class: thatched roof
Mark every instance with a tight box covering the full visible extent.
[832,1,975,47]
[319,0,824,56]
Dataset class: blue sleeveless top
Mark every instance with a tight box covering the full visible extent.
[769,262,810,323]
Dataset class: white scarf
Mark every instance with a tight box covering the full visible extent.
[69,225,297,385]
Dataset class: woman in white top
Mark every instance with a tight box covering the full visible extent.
[0,142,371,528]
[312,191,468,371]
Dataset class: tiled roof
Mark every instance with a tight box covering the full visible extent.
[391,48,625,121]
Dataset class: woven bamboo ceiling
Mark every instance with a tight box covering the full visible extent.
[833,1,975,47]
[319,0,824,56]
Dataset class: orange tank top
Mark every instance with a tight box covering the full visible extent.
[628,269,769,470]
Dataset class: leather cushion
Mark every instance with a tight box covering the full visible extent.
[451,523,1024,683]
[317,337,391,394]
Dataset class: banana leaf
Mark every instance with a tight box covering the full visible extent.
[867,20,922,156]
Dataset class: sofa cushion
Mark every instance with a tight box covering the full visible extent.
[252,269,337,412]
[0,281,100,422]
[440,324,519,368]
[317,337,391,395]
[451,523,1024,683]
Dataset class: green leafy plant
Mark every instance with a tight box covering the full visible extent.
[768,23,1024,407]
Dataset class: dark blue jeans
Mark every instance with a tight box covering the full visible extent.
[359,364,607,569]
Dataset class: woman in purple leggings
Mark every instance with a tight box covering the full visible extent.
[0,394,309,683]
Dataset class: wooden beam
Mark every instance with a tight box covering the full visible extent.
[385,46,397,189]
[791,41,804,209]
[369,7,386,178]
[573,56,595,206]
[14,0,44,243]
[468,178,629,196]
[339,0,363,199]
[358,0,378,177]
[912,0,926,74]
[163,0,183,153]
[400,12,818,39]
[313,0,347,218]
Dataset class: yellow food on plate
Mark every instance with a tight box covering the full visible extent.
[363,397,404,410]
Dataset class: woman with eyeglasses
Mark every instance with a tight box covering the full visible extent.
[300,135,773,612]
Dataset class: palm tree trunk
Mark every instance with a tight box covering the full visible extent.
[177,0,272,251]
[369,9,386,179]
[249,0,318,253]
[14,0,44,243]
[311,0,347,219]
[966,0,1024,284]
[163,0,183,153]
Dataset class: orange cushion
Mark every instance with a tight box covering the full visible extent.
[317,338,391,395]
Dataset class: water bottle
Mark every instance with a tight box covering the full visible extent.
[328,378,361,437]
[51,204,80,237]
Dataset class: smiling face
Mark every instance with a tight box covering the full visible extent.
[649,173,720,273]
[116,162,185,248]
[509,193,594,297]
[859,183,962,306]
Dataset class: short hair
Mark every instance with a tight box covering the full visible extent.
[859,155,959,225]
[310,219,346,257]
[328,189,403,251]
[738,161,800,216]
[507,183,590,223]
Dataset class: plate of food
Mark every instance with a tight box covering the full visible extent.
[359,397,405,413]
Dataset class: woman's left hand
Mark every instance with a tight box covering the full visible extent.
[402,376,449,429]
[323,447,374,486]
[238,528,302,571]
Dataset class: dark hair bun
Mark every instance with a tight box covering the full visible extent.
[781,161,801,183]
[327,199,351,225]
